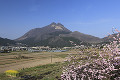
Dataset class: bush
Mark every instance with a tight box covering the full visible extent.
[5,70,19,77]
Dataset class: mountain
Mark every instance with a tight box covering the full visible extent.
[16,22,102,47]
[16,22,71,41]
[0,37,16,46]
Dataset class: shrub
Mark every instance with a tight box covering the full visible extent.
[5,70,19,77]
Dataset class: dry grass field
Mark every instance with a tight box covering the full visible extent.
[0,51,69,73]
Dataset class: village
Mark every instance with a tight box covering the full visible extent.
[0,44,89,53]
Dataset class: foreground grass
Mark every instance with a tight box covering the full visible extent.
[0,62,66,80]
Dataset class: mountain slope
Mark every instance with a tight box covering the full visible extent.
[60,31,102,43]
[23,36,91,47]
[0,37,16,46]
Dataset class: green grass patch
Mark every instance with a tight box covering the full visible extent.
[19,62,66,80]
[0,62,66,80]
[53,53,68,58]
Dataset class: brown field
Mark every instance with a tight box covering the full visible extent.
[0,51,70,73]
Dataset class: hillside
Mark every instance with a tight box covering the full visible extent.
[0,37,16,46]
[60,31,102,43]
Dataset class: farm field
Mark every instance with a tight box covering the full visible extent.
[0,62,67,80]
[0,48,100,80]
[0,51,70,73]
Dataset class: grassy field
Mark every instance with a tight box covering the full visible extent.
[0,50,74,80]
[0,62,67,80]
[0,48,101,80]
[0,51,68,66]
[0,50,71,80]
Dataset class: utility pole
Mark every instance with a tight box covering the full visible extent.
[51,52,52,63]
[49,48,52,63]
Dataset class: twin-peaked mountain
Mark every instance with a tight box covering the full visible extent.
[15,22,102,47]
[16,22,71,41]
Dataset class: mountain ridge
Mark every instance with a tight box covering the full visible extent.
[16,22,71,41]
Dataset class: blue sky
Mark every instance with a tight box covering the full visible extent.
[0,0,120,39]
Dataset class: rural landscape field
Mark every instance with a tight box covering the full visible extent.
[0,51,68,73]
[0,48,99,80]
[0,50,78,80]
[1,0,120,80]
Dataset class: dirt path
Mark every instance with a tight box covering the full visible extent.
[0,57,65,73]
